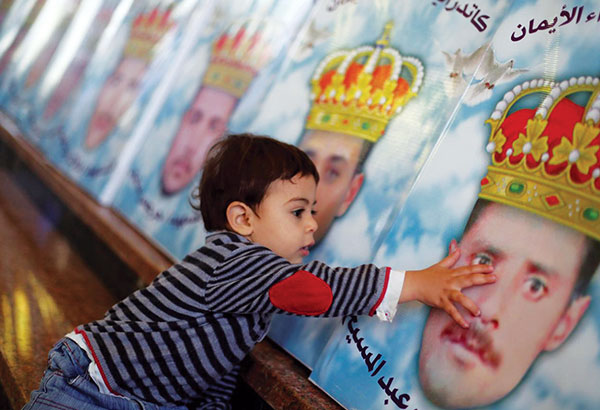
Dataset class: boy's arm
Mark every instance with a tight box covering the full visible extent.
[206,246,389,317]
[399,247,496,328]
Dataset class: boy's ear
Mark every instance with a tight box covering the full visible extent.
[226,201,254,236]
[543,295,591,351]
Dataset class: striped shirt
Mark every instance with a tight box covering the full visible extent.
[77,231,390,407]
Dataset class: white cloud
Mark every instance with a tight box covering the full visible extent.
[417,111,489,188]
[246,65,312,144]
[316,199,373,264]
[376,228,446,270]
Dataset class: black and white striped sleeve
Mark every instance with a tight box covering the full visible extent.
[206,246,390,318]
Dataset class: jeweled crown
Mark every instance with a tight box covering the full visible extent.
[480,76,600,240]
[305,22,424,143]
[123,7,173,62]
[203,19,272,98]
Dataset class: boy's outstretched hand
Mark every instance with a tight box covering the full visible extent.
[399,246,496,328]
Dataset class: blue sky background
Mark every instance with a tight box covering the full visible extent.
[309,0,600,408]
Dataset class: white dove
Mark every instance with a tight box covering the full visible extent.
[442,42,489,97]
[292,20,331,62]
[463,47,528,106]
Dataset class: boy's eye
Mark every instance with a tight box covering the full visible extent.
[471,252,493,266]
[311,209,317,216]
[292,209,304,217]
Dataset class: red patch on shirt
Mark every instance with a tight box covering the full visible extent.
[269,270,333,315]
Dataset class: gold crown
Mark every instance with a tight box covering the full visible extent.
[203,19,273,98]
[480,76,600,241]
[305,22,424,143]
[123,7,173,62]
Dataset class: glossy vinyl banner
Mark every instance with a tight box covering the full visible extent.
[37,0,207,198]
[0,0,46,84]
[308,1,600,409]
[254,0,511,370]
[11,0,121,143]
[0,0,81,127]
[109,0,314,258]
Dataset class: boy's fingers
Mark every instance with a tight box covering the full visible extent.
[451,291,480,317]
[443,301,469,329]
[454,263,494,276]
[438,248,460,268]
[458,272,497,288]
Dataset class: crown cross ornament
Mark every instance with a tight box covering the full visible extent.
[305,21,424,143]
[480,76,600,240]
[203,19,274,98]
[124,7,174,62]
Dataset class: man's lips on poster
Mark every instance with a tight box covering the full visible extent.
[171,157,193,176]
[91,112,114,133]
[440,319,501,369]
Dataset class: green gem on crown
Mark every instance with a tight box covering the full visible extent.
[583,207,599,221]
[322,114,331,123]
[508,181,525,194]
[361,122,370,130]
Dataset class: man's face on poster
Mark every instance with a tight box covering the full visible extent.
[161,86,237,196]
[299,129,365,243]
[84,57,147,150]
[418,202,591,409]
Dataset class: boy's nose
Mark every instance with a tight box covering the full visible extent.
[307,215,318,233]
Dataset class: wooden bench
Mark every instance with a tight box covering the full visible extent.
[0,114,341,410]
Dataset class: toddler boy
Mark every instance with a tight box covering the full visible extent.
[25,133,495,409]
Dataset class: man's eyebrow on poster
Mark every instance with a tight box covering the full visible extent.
[419,75,600,409]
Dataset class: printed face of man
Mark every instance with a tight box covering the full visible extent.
[419,202,590,408]
[84,57,147,150]
[299,130,365,243]
[161,86,237,195]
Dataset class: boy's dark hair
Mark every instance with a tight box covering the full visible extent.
[193,133,319,231]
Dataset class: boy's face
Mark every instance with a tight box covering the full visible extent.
[249,174,318,264]
[419,202,589,408]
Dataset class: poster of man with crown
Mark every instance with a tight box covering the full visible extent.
[34,0,205,198]
[306,1,600,409]
[109,0,313,258]
[0,0,80,122]
[243,0,513,370]
[3,0,122,143]
[0,0,46,78]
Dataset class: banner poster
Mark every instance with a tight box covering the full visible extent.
[253,0,509,370]
[109,0,314,258]
[308,1,600,409]
[36,0,205,198]
[0,0,46,81]
[0,0,16,27]
[7,0,122,144]
[0,0,81,123]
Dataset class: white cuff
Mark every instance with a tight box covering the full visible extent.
[375,269,405,322]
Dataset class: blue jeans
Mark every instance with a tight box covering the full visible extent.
[23,338,193,410]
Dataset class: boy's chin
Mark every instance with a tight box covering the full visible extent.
[287,256,302,264]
